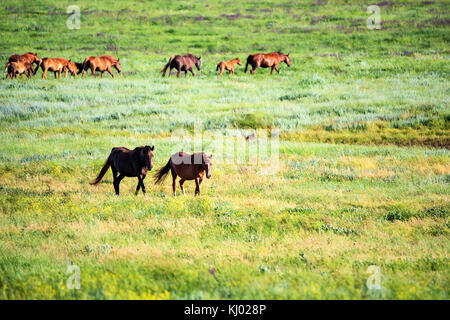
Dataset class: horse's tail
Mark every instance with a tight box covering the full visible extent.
[90,153,112,185]
[216,63,221,71]
[161,56,175,76]
[154,158,172,184]
[4,63,10,73]
[244,56,251,73]
[33,59,42,75]
[82,57,90,72]
[36,59,44,74]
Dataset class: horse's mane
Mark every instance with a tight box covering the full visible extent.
[185,53,199,60]
[101,55,119,63]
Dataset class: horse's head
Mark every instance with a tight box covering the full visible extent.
[195,56,201,71]
[31,54,40,64]
[67,62,78,76]
[202,153,213,179]
[114,59,122,74]
[236,58,242,65]
[141,145,155,170]
[284,53,291,67]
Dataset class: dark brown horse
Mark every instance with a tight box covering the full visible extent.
[154,152,212,195]
[90,145,155,195]
[6,52,40,74]
[245,52,290,74]
[161,54,201,77]
[81,55,122,78]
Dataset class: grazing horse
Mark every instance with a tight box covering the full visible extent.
[81,55,122,78]
[154,152,212,195]
[161,54,201,77]
[90,145,155,195]
[38,58,72,79]
[216,58,241,76]
[64,62,83,77]
[6,52,40,75]
[4,61,33,79]
[244,52,290,75]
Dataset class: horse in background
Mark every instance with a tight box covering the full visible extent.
[244,52,290,75]
[64,62,83,77]
[6,52,41,75]
[90,146,154,195]
[216,58,241,76]
[161,54,201,77]
[81,55,122,78]
[38,57,72,79]
[154,152,212,195]
[4,61,34,79]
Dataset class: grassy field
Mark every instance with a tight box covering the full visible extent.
[0,0,449,299]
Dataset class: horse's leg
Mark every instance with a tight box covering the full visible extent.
[251,67,256,75]
[140,174,146,194]
[194,178,200,196]
[171,168,177,195]
[107,67,114,78]
[111,165,118,194]
[101,71,104,79]
[135,177,141,195]
[91,66,96,77]
[189,68,195,76]
[59,68,62,78]
[177,68,181,78]
[184,70,187,77]
[136,174,146,195]
[42,67,48,79]
[270,66,275,74]
[179,179,186,195]
[114,174,125,195]
[275,64,280,73]
[54,71,57,78]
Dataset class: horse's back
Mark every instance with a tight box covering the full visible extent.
[111,147,131,155]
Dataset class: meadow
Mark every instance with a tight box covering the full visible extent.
[0,0,449,299]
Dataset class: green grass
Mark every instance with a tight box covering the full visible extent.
[0,0,449,299]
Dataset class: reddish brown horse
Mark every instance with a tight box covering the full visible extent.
[161,54,201,77]
[64,62,83,77]
[6,52,40,74]
[38,58,72,79]
[154,152,212,195]
[81,55,122,78]
[245,52,290,74]
[216,58,241,76]
[90,146,155,195]
[4,61,33,79]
